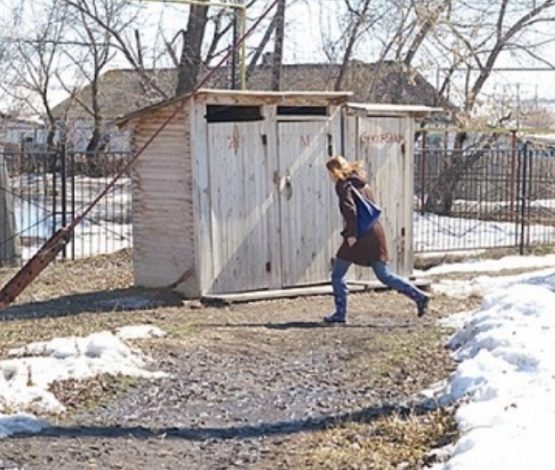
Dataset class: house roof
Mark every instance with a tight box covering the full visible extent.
[53,61,454,122]
[0,112,42,127]
[346,102,442,117]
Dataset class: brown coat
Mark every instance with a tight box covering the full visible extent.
[335,174,388,266]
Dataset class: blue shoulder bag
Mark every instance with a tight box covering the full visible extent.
[348,182,382,238]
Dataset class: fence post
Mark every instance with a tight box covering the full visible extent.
[61,144,67,259]
[420,130,427,215]
[510,130,517,220]
[519,142,528,255]
[527,147,533,249]
[0,154,21,266]
[51,150,58,236]
[71,151,76,260]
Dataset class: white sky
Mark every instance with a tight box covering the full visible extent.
[2,0,555,112]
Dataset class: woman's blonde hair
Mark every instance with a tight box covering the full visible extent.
[325,155,365,181]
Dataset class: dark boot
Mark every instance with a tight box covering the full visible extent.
[324,291,347,324]
[416,294,430,317]
[323,312,347,324]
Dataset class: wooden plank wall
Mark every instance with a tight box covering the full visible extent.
[205,120,276,294]
[345,114,413,279]
[278,120,330,286]
[277,107,343,287]
[401,116,414,277]
[131,104,198,295]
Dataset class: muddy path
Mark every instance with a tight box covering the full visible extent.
[0,253,480,469]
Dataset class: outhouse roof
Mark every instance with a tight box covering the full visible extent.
[346,102,442,117]
[117,88,353,127]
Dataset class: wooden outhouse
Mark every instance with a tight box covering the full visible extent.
[118,90,436,298]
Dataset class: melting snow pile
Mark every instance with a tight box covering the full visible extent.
[0,324,166,438]
[420,253,555,277]
[429,268,555,469]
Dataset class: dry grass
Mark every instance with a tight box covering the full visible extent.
[272,321,462,470]
[0,250,197,353]
[298,408,457,469]
[0,251,478,468]
[48,374,138,415]
[0,250,133,306]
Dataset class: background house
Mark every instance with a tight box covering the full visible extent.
[0,113,46,152]
[53,61,453,152]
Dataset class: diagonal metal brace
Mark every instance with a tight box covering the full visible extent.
[0,0,280,311]
[0,228,70,309]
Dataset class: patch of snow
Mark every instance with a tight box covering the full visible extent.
[20,221,131,261]
[116,325,165,340]
[438,310,477,329]
[0,326,167,438]
[422,254,555,276]
[429,269,555,469]
[414,212,555,252]
[432,267,555,298]
[416,249,487,259]
[0,414,48,439]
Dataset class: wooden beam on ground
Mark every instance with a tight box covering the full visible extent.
[202,278,432,304]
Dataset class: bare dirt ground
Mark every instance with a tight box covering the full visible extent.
[0,251,480,470]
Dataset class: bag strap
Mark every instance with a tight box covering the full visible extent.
[346,179,366,201]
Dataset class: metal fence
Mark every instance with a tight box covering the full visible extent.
[4,142,555,266]
[415,143,555,253]
[0,149,131,266]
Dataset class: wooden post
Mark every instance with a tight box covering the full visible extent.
[0,154,21,267]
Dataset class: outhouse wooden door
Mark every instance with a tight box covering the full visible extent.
[277,121,340,287]
[206,121,278,293]
[355,116,412,277]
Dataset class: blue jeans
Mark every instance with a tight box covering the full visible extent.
[331,258,426,318]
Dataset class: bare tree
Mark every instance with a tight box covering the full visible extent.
[176,1,210,94]
[271,0,286,90]
[335,0,374,91]
[58,0,132,153]
[327,0,451,93]
[62,0,170,99]
[424,0,555,214]
[1,0,69,149]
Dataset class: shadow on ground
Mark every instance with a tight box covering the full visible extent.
[12,403,430,442]
[199,320,420,330]
[0,287,184,321]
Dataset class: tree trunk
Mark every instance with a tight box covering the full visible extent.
[86,124,105,153]
[247,13,278,81]
[423,132,489,215]
[271,0,286,91]
[335,0,372,91]
[176,1,210,96]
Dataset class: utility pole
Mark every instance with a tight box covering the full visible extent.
[271,0,285,91]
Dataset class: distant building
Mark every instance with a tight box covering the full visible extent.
[53,61,455,151]
[0,113,46,150]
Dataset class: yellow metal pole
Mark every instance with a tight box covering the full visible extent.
[239,3,247,89]
[135,0,248,89]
